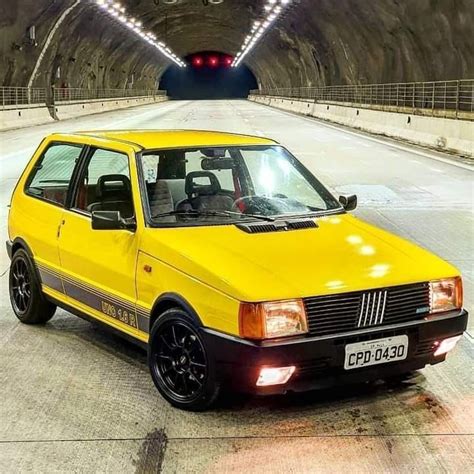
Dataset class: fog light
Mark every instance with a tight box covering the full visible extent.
[257,366,295,387]
[434,335,462,356]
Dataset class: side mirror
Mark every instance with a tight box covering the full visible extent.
[339,195,357,211]
[91,211,136,231]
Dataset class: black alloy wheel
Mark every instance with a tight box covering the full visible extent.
[148,309,220,411]
[9,248,56,324]
[10,257,31,314]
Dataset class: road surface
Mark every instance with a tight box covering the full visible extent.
[0,100,472,472]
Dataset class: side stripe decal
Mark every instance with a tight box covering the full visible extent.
[36,262,150,333]
[38,267,63,294]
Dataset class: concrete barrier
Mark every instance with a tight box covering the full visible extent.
[249,95,474,158]
[0,105,54,130]
[0,95,168,132]
[54,95,166,120]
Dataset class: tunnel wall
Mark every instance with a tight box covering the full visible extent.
[0,1,167,89]
[1,1,473,92]
[247,0,474,89]
[249,95,474,157]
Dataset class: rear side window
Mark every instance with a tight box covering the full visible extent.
[25,143,83,206]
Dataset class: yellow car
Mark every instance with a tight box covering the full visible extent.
[7,130,468,410]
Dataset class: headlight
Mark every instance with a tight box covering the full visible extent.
[239,299,308,340]
[430,277,463,313]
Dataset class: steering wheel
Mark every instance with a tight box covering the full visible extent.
[232,196,252,213]
[232,196,281,215]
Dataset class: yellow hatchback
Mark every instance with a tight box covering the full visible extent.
[7,130,468,410]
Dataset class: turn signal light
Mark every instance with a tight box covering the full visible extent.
[434,335,462,356]
[239,299,308,340]
[257,366,295,386]
[430,277,463,313]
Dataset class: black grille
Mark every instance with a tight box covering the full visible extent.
[236,223,276,234]
[287,220,318,230]
[236,219,317,234]
[304,282,430,337]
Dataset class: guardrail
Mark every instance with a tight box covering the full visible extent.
[1,87,47,108]
[53,88,163,103]
[1,87,165,110]
[250,79,473,119]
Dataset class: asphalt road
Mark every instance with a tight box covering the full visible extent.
[0,100,473,473]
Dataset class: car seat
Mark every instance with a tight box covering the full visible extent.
[148,180,176,222]
[87,174,134,218]
[176,171,234,212]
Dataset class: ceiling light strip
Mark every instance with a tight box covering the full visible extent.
[232,0,291,68]
[93,0,186,68]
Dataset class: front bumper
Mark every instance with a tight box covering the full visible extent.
[201,309,468,395]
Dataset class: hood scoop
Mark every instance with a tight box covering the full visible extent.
[236,219,318,234]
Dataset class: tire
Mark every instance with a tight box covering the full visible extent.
[9,248,56,324]
[148,308,220,411]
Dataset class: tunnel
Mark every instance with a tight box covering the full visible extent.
[160,52,258,99]
[0,0,473,472]
[2,0,473,91]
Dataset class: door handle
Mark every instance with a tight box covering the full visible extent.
[57,219,65,238]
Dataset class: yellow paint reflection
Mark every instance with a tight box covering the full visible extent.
[326,280,345,290]
[346,235,363,245]
[370,264,391,278]
[360,245,376,256]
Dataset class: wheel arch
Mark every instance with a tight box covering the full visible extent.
[11,237,34,257]
[10,237,43,284]
[149,292,203,331]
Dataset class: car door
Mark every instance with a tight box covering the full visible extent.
[19,139,86,294]
[57,142,144,339]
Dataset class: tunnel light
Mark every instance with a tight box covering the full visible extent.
[92,0,185,68]
[231,0,293,68]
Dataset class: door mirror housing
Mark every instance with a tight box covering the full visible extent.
[91,211,136,231]
[339,195,358,211]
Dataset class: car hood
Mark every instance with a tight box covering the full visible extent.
[141,214,459,302]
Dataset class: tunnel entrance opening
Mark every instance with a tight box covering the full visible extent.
[159,51,258,100]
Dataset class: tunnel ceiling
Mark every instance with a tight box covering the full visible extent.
[1,0,473,90]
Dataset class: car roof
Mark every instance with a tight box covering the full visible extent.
[70,129,277,149]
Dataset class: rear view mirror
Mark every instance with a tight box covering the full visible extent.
[339,195,357,211]
[91,211,136,231]
[201,157,235,170]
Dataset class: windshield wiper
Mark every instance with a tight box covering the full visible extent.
[152,209,275,222]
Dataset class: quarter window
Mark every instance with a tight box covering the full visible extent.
[74,148,134,219]
[25,143,83,206]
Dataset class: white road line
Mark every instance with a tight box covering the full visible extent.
[253,102,474,171]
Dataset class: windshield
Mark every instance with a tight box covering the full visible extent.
[139,145,341,226]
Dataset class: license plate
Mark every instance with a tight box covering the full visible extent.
[344,335,408,370]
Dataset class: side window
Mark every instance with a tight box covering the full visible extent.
[74,148,134,218]
[25,143,83,206]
